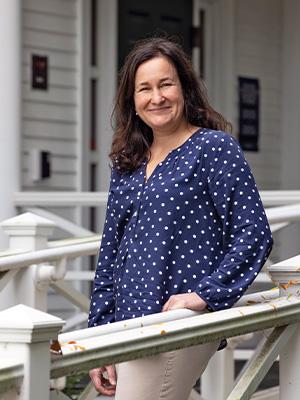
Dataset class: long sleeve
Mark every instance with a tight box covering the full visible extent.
[196,133,273,310]
[88,169,119,327]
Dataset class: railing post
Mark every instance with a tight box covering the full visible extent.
[0,304,64,400]
[268,255,300,400]
[0,212,55,311]
[201,346,234,400]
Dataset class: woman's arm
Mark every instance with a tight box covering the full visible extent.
[196,133,273,311]
[88,168,119,327]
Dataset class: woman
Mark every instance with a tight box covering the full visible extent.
[88,37,273,399]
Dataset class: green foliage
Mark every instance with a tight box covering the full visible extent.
[63,373,90,399]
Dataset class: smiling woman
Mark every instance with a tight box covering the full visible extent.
[110,37,230,174]
[88,37,273,400]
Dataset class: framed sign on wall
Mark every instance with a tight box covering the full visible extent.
[238,77,260,152]
[32,54,48,90]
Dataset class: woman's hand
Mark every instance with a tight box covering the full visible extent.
[89,365,117,396]
[162,292,207,312]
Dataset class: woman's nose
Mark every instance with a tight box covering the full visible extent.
[151,88,165,104]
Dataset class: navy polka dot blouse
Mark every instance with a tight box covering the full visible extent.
[88,129,273,327]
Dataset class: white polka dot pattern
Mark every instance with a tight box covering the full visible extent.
[88,129,273,327]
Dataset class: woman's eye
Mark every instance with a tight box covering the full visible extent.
[139,87,149,92]
[161,82,172,88]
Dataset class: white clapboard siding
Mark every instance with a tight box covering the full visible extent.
[23,153,77,174]
[237,0,284,261]
[236,42,280,59]
[23,48,77,70]
[23,138,77,157]
[22,0,79,195]
[258,106,280,121]
[236,67,280,91]
[234,0,281,190]
[22,66,77,88]
[262,127,280,138]
[23,101,77,123]
[247,157,280,171]
[237,5,280,28]
[23,0,77,18]
[22,171,77,190]
[23,120,77,141]
[22,168,76,190]
[257,180,279,191]
[262,90,281,107]
[261,131,280,140]
[23,9,77,35]
[23,30,77,52]
[23,84,77,106]
[259,136,281,149]
[23,122,77,142]
[237,24,281,39]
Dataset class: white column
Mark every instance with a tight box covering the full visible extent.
[0,212,55,311]
[201,347,234,400]
[0,304,64,400]
[268,255,300,400]
[0,0,21,249]
[98,0,117,190]
[279,0,300,260]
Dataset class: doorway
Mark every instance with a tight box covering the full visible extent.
[118,0,193,69]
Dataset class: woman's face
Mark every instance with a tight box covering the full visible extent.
[134,56,185,134]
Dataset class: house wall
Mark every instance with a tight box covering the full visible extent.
[277,0,300,261]
[20,0,283,201]
[280,0,300,191]
[22,0,79,192]
[21,0,83,321]
[233,0,300,263]
[234,0,282,190]
[18,0,299,303]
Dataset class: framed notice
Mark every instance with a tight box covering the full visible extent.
[32,54,48,90]
[238,77,260,151]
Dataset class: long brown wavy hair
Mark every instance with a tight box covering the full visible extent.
[110,37,231,173]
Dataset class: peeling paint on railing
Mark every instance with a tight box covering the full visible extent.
[51,295,300,378]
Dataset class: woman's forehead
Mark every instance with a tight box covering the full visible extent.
[134,56,178,84]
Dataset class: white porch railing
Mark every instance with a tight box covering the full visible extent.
[1,196,300,399]
[1,272,300,400]
[13,190,300,208]
[13,190,300,239]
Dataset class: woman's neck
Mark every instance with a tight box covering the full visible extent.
[151,122,199,154]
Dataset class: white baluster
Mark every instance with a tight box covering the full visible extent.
[0,212,55,311]
[201,346,234,400]
[0,304,64,400]
[268,254,300,400]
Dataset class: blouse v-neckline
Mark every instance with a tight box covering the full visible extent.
[144,127,203,184]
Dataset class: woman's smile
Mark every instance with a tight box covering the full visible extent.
[148,106,172,112]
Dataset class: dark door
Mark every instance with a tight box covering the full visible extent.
[118,0,193,69]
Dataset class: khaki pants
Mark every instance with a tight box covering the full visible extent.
[115,342,219,400]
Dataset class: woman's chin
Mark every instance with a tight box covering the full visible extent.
[147,117,180,132]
